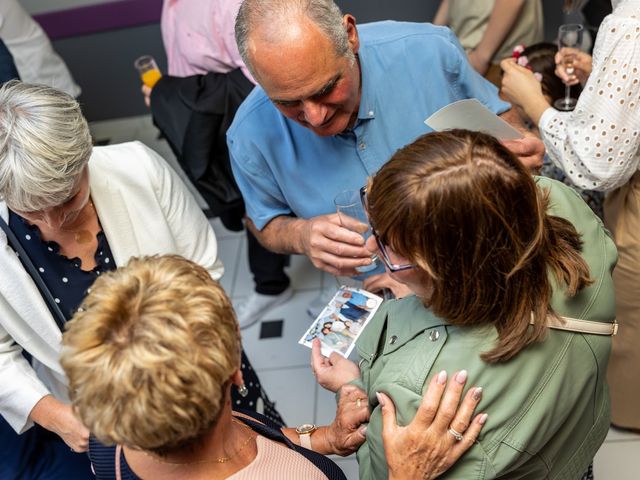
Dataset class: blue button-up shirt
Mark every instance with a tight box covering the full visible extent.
[228,21,510,230]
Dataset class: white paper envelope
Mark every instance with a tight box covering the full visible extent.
[425,99,523,140]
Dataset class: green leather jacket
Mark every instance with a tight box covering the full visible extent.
[355,177,617,479]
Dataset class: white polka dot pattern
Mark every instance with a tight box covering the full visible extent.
[539,1,640,192]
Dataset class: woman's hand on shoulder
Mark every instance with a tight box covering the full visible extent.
[379,370,487,480]
[311,338,360,392]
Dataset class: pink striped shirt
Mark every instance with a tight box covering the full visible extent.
[160,0,254,83]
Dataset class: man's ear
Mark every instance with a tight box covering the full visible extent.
[343,14,360,55]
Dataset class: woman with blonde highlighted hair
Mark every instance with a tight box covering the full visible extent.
[63,255,490,479]
[62,255,360,479]
[315,130,617,478]
[0,80,278,478]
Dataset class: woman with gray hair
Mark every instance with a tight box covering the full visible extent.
[0,79,232,478]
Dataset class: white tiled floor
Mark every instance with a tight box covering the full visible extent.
[90,115,640,479]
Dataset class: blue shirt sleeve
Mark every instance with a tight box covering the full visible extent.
[228,133,294,230]
[443,29,511,115]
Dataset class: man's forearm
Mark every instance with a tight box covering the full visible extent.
[246,216,307,255]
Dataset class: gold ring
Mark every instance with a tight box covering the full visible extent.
[356,398,362,408]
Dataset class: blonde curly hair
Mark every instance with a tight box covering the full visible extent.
[61,255,240,455]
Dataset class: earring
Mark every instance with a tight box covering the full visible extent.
[237,383,249,398]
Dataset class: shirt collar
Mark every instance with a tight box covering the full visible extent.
[355,48,377,122]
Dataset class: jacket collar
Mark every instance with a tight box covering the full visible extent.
[0,202,64,372]
[88,162,139,267]
[357,295,451,358]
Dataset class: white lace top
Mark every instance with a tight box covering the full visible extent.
[538,0,640,192]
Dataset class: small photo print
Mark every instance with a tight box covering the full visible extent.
[299,286,383,358]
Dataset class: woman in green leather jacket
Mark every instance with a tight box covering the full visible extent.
[315,130,617,479]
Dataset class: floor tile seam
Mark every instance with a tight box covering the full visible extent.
[602,438,640,443]
[228,236,245,297]
[230,284,327,298]
[216,233,245,240]
[253,364,313,373]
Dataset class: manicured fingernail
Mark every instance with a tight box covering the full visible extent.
[437,370,447,385]
[455,370,468,384]
[375,391,386,407]
[479,413,488,425]
[472,387,483,401]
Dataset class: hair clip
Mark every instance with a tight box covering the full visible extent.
[511,44,543,82]
[512,44,526,59]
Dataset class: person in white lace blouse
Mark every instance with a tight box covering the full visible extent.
[500,0,640,432]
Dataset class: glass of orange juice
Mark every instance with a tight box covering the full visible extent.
[134,55,162,88]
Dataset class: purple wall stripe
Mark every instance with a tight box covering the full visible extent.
[33,0,163,40]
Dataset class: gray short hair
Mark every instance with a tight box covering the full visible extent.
[236,0,353,79]
[0,80,92,212]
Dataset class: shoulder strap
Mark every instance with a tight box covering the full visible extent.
[115,445,123,480]
[233,407,283,431]
[531,314,618,336]
[233,411,347,480]
[0,215,67,329]
[233,411,297,448]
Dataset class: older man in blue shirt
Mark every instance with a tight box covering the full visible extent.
[227,0,543,284]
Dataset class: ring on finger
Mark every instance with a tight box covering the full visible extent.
[356,398,362,408]
[448,427,464,442]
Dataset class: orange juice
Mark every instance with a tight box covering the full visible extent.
[141,69,162,88]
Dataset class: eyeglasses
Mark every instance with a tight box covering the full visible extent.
[359,186,415,273]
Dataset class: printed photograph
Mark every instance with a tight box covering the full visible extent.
[299,286,383,357]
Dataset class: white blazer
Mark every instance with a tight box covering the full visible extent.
[0,0,81,97]
[0,142,223,433]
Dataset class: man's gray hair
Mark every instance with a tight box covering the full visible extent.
[0,80,92,212]
[236,0,352,78]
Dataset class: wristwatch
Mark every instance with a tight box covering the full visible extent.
[295,423,317,450]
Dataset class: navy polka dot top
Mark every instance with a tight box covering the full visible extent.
[9,210,116,323]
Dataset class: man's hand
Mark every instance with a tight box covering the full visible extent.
[555,48,592,86]
[502,135,545,171]
[363,273,414,299]
[141,84,152,108]
[300,214,374,276]
[311,338,361,392]
[324,384,370,456]
[29,395,90,452]
[379,370,486,480]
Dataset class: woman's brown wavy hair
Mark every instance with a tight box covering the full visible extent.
[367,130,592,363]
